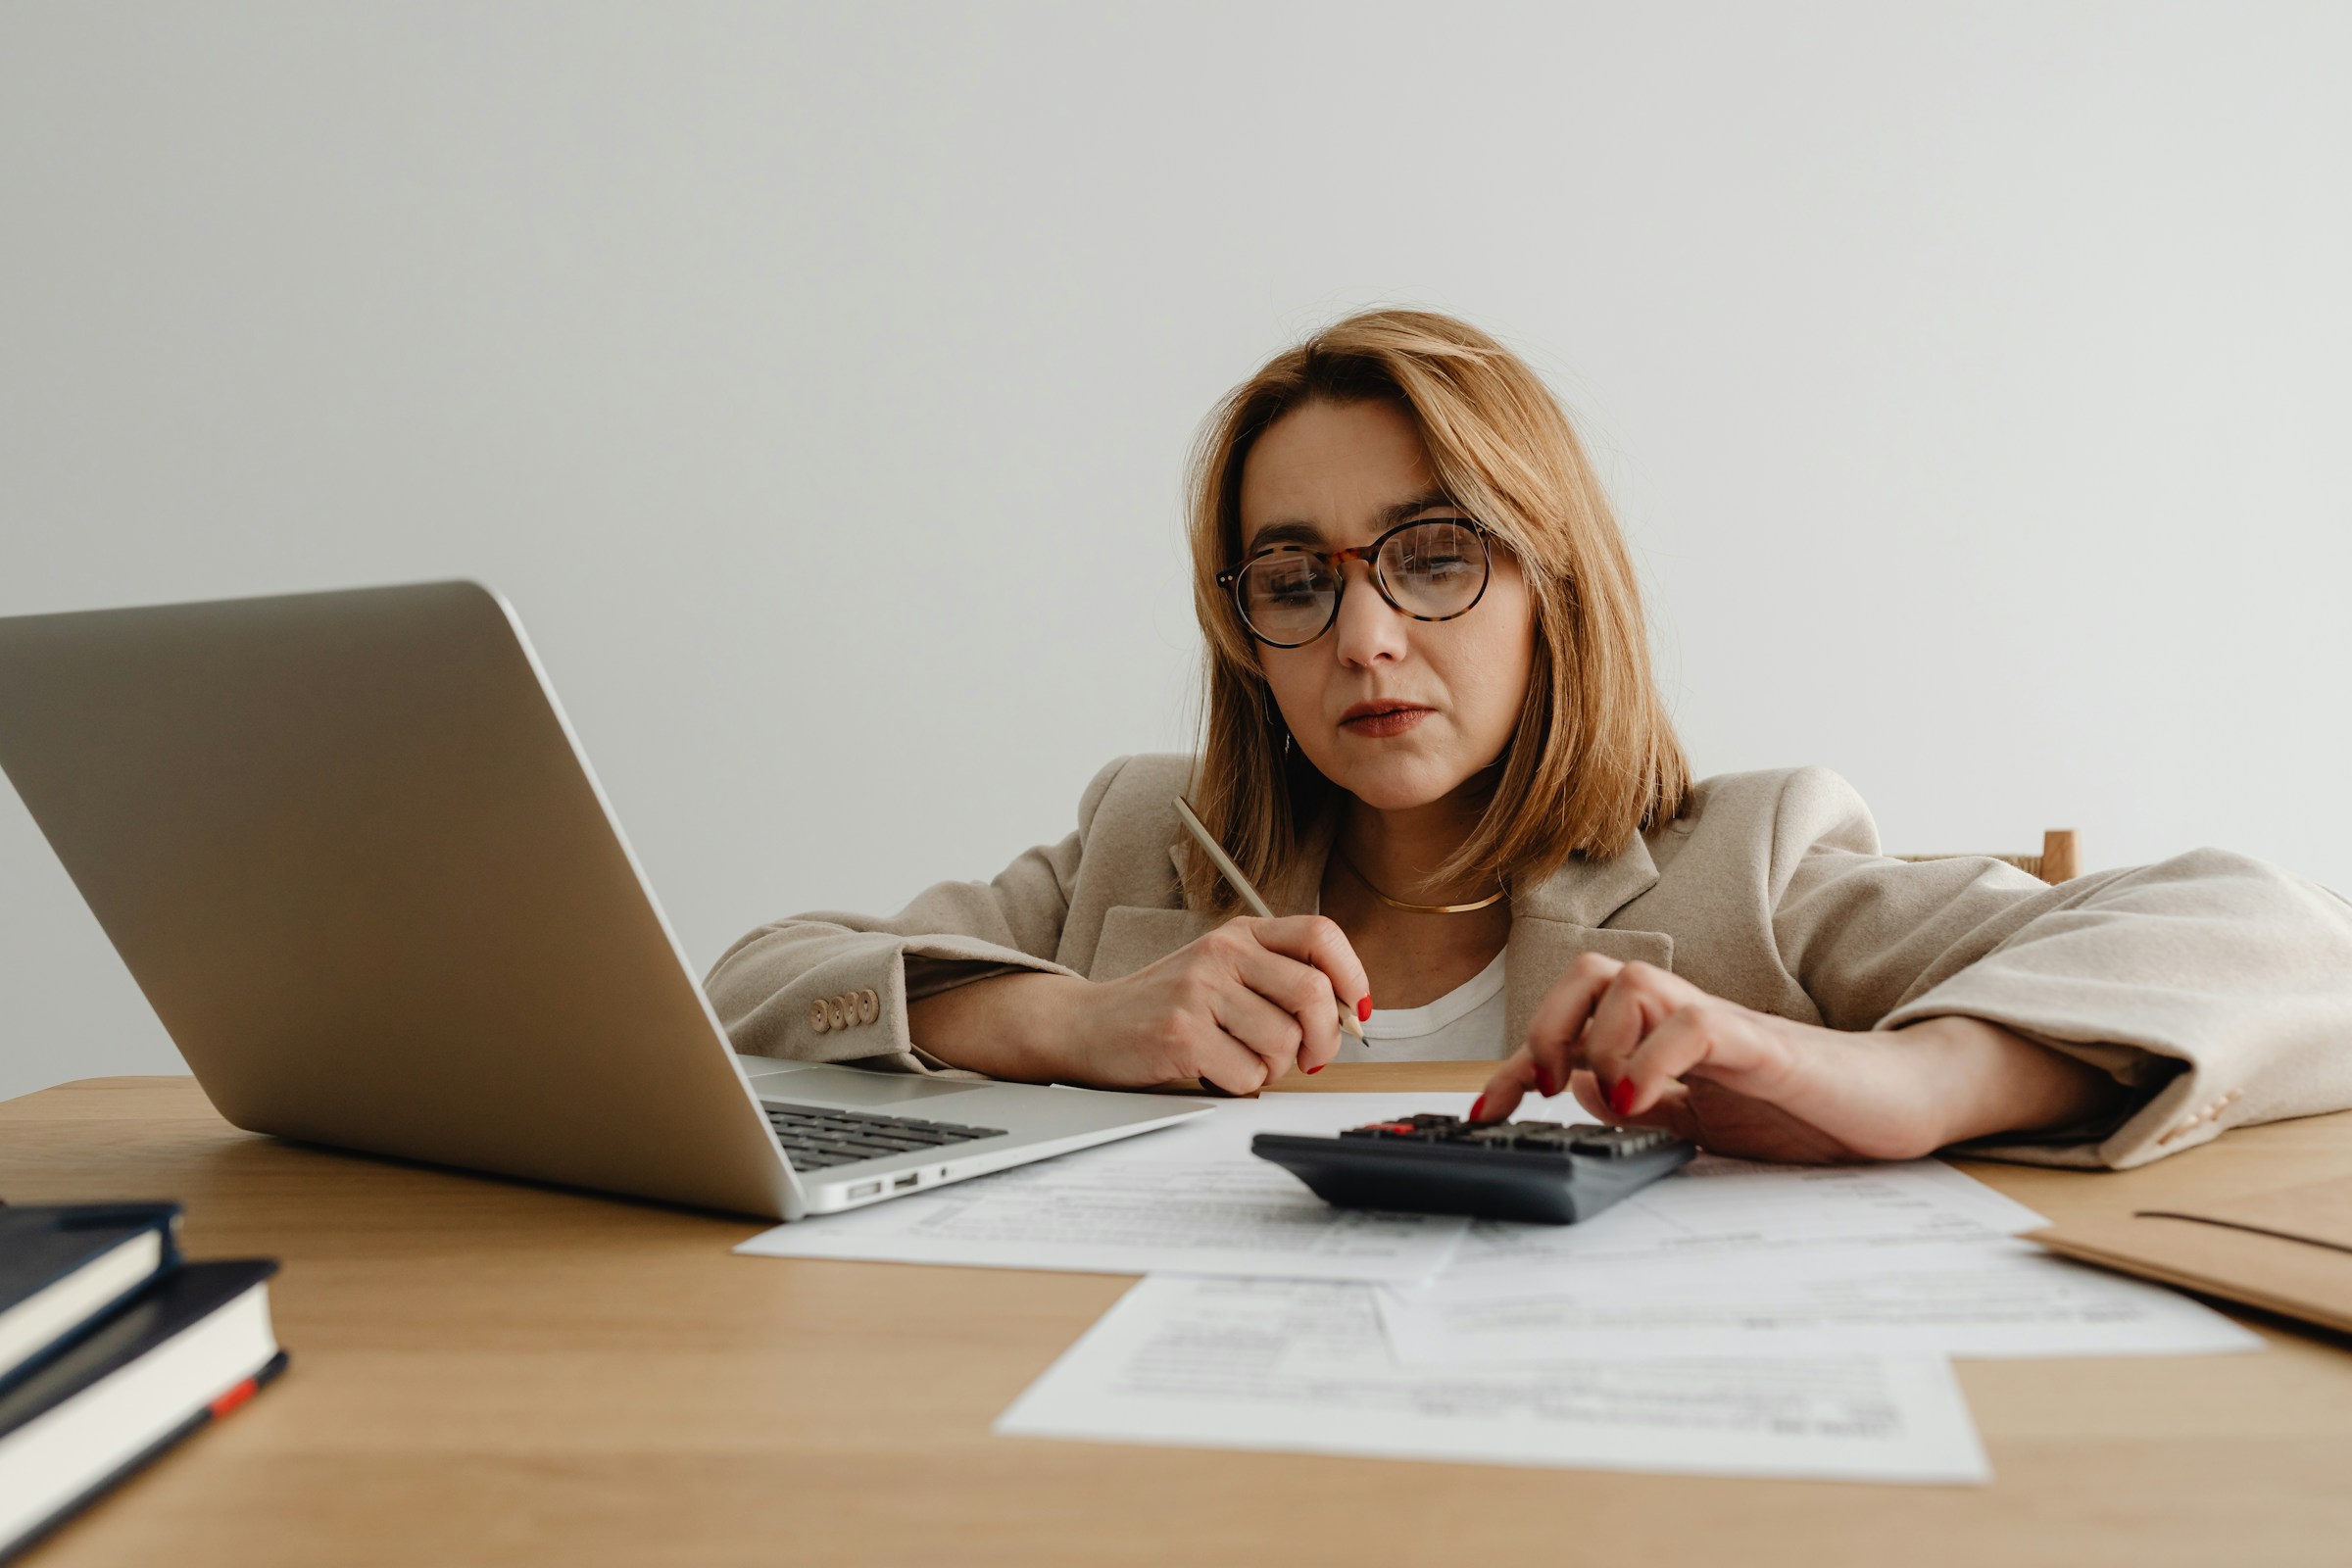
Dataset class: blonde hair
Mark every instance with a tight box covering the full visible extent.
[1182,308,1689,915]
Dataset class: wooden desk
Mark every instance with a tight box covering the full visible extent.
[6,1067,2350,1567]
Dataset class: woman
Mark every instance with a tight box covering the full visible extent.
[709,310,2352,1168]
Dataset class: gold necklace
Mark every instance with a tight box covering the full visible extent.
[1335,849,1507,914]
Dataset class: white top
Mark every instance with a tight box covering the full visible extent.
[1339,949,1508,1062]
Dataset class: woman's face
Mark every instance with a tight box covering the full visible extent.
[1237,398,1537,815]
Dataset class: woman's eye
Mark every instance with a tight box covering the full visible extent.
[1394,522,1476,565]
[1251,565,1326,606]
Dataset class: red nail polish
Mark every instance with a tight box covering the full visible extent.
[1610,1079,1638,1117]
[1468,1095,1489,1122]
[1536,1068,1558,1098]
[1306,1062,1324,1074]
[1358,996,1373,1022]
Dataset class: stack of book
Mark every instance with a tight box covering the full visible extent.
[0,1201,286,1562]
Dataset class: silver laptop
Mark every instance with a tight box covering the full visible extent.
[0,581,1209,1219]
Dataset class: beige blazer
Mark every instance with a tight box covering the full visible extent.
[707,755,2352,1169]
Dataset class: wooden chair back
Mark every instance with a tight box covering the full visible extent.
[1898,829,2080,884]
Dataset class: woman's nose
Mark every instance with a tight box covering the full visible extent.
[1329,563,1409,667]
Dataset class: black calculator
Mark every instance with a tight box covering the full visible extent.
[1251,1113,1694,1225]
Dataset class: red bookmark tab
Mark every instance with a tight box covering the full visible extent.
[208,1378,261,1420]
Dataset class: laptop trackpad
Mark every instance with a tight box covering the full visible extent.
[751,1064,985,1109]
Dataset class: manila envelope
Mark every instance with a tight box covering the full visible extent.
[2030,1174,2352,1338]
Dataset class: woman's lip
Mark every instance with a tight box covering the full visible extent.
[1340,707,1432,738]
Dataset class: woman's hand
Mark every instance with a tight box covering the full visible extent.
[1471,954,2126,1162]
[909,916,1371,1096]
[1063,915,1371,1093]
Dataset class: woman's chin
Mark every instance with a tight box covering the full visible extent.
[1319,753,1476,813]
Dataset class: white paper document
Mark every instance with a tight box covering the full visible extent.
[1380,1238,2265,1363]
[997,1275,1990,1485]
[733,1095,1484,1283]
[1442,1152,2050,1280]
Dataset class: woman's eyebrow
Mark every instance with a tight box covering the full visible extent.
[1377,492,1462,527]
[1245,494,1461,553]
[1247,520,1326,551]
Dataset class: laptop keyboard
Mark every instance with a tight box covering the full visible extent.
[761,1103,1007,1170]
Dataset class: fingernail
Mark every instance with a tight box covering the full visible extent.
[1357,996,1373,1022]
[1306,1062,1324,1074]
[1536,1068,1558,1097]
[1610,1078,1638,1116]
[1468,1095,1489,1122]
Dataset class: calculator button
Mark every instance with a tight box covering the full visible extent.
[1568,1126,1672,1158]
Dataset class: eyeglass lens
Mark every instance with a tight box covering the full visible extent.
[1235,520,1488,646]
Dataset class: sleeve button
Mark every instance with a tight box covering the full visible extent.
[858,988,880,1025]
[808,1000,830,1034]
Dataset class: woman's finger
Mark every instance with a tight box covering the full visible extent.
[1471,1049,1543,1122]
[1249,915,1373,1021]
[1577,967,1673,1102]
[1209,981,1306,1082]
[1566,1068,1613,1123]
[1611,1006,1719,1118]
[1618,1003,1787,1117]
[1234,945,1341,1072]
[1571,973,1665,1100]
[1188,1024,1274,1096]
[1574,1065,1704,1141]
[1521,954,1625,1095]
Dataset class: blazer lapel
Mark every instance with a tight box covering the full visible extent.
[1093,817,1342,983]
[1502,839,1673,1056]
[1076,830,1225,983]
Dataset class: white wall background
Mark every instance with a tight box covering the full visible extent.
[4,3,2347,1102]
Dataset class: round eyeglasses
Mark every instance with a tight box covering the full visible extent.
[1216,515,1495,649]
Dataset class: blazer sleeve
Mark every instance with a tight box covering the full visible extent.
[1756,769,2352,1169]
[703,756,1136,1076]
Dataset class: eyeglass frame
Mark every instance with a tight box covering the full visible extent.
[1214,514,1498,649]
